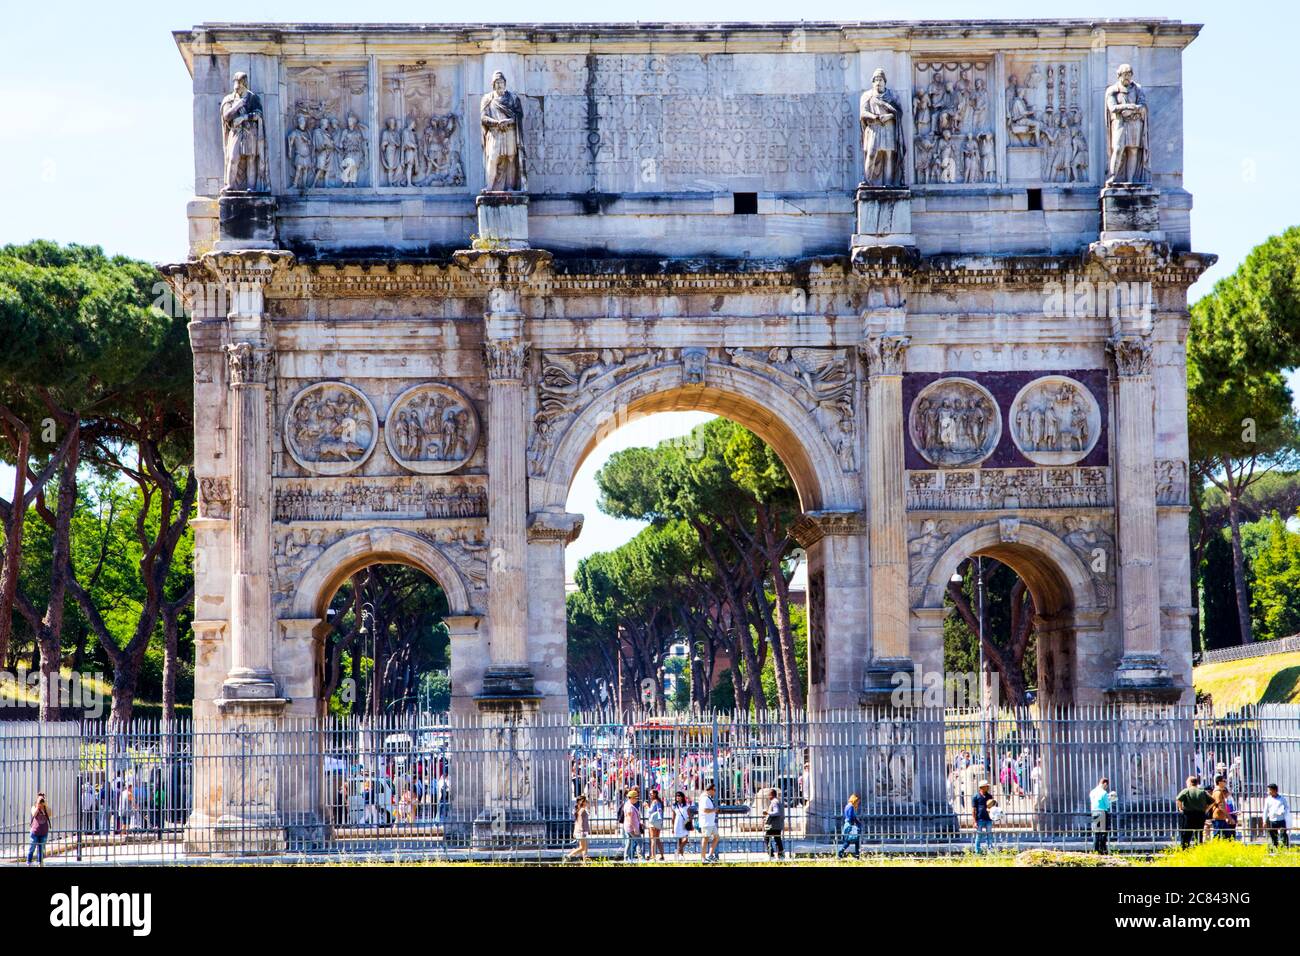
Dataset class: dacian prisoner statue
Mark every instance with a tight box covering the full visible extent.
[220,71,268,192]
[860,68,905,187]
[480,70,526,192]
[1104,64,1150,185]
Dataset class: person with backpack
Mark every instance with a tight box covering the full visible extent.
[621,787,642,862]
[1175,775,1210,849]
[836,793,861,858]
[972,780,996,855]
[1209,775,1236,839]
[764,787,785,860]
[672,790,693,859]
[28,792,51,866]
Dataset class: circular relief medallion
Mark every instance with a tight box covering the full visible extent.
[909,377,1001,467]
[1009,376,1101,466]
[283,381,378,476]
[384,382,481,475]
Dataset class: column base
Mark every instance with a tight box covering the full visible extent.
[474,192,529,250]
[1106,654,1181,703]
[859,657,913,708]
[477,666,539,701]
[216,192,278,249]
[470,809,548,850]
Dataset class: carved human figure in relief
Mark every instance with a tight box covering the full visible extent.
[337,114,367,186]
[859,69,905,187]
[399,118,419,187]
[311,117,335,187]
[422,113,464,186]
[380,117,402,186]
[287,114,313,189]
[1068,114,1089,183]
[480,71,526,191]
[1006,79,1040,147]
[1104,64,1150,185]
[220,72,269,192]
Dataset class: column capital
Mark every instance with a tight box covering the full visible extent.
[484,338,530,382]
[223,341,274,386]
[527,510,584,544]
[859,334,910,377]
[791,509,866,548]
[1107,332,1153,378]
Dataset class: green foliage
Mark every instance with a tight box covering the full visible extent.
[1247,515,1300,641]
[1154,840,1300,867]
[1200,532,1240,651]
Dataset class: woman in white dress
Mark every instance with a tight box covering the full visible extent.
[671,790,692,859]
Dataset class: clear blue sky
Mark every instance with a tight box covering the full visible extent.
[2,0,1297,574]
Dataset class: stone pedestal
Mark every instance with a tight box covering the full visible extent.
[216,192,278,250]
[851,185,913,251]
[475,192,529,250]
[1100,184,1162,241]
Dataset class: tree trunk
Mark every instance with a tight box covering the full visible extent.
[161,607,179,723]
[37,427,79,721]
[1224,467,1253,646]
[0,415,29,668]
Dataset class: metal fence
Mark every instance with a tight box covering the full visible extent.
[2,705,1297,863]
[1199,634,1300,665]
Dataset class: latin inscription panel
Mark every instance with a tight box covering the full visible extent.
[522,53,859,193]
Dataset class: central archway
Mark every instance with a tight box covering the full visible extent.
[529,356,870,713]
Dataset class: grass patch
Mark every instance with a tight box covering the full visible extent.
[1150,840,1300,867]
[1193,650,1300,709]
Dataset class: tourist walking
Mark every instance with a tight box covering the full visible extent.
[1175,775,1209,849]
[1209,775,1236,839]
[566,795,591,861]
[28,792,51,866]
[79,780,98,834]
[836,793,861,858]
[972,780,996,854]
[698,783,720,862]
[622,787,642,862]
[1264,784,1291,849]
[646,789,666,861]
[764,787,785,860]
[1090,776,1113,854]
[672,790,693,858]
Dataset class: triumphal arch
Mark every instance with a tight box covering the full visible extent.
[165,20,1211,844]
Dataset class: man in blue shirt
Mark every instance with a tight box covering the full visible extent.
[1090,776,1114,854]
[972,780,996,854]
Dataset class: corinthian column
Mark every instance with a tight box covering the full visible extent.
[861,334,912,698]
[221,340,278,700]
[482,309,535,698]
[1108,333,1172,696]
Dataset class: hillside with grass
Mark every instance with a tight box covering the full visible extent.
[1194,651,1300,710]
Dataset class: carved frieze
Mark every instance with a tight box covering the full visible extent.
[385,383,480,474]
[908,377,1000,468]
[273,477,487,522]
[283,381,379,475]
[198,477,231,519]
[906,466,1110,511]
[912,59,994,185]
[1008,376,1101,466]
[726,347,858,471]
[380,61,466,187]
[285,63,371,188]
[1004,57,1089,184]
[1155,459,1188,506]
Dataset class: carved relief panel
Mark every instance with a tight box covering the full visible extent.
[1008,376,1101,466]
[908,377,1000,467]
[284,63,371,188]
[911,59,995,185]
[384,383,480,474]
[283,381,379,475]
[379,61,466,188]
[1004,56,1090,184]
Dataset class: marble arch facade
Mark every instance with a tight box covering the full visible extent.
[167,21,1213,735]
